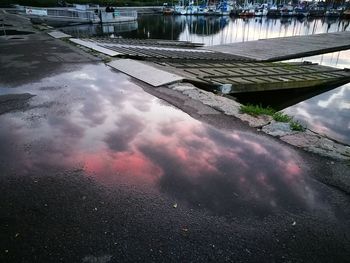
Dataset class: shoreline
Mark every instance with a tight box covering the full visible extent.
[164,82,350,161]
[73,40,350,161]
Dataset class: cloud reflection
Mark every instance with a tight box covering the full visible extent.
[105,114,145,152]
[137,124,311,217]
[0,64,329,218]
[284,83,350,145]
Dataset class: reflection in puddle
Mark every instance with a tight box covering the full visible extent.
[0,29,34,36]
[0,64,331,217]
[235,49,350,145]
[284,83,350,145]
[282,50,350,145]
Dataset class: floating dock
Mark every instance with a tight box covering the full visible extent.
[205,31,350,61]
[70,37,248,61]
[157,61,350,93]
[69,32,350,93]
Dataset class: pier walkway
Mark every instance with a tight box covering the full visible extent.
[67,33,350,94]
[206,31,350,61]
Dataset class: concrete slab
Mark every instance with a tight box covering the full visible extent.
[69,38,121,57]
[48,31,71,39]
[108,59,184,87]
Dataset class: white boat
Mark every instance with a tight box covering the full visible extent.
[239,8,255,17]
[325,9,341,17]
[280,5,294,17]
[216,0,233,16]
[254,7,268,16]
[174,5,186,15]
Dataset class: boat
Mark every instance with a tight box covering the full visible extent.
[254,7,268,16]
[163,3,174,15]
[228,2,241,16]
[294,6,309,18]
[267,5,280,17]
[325,8,341,18]
[280,5,294,17]
[342,9,350,18]
[216,0,233,16]
[239,8,255,17]
[174,0,186,15]
[185,3,200,15]
[308,6,325,17]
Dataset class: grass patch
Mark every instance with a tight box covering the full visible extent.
[103,57,112,63]
[240,104,275,117]
[272,112,292,122]
[290,120,306,131]
[240,103,307,132]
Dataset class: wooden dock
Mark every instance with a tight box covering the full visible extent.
[69,38,250,62]
[205,31,350,61]
[158,61,350,93]
[69,33,350,94]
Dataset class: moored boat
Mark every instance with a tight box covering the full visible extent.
[239,8,255,17]
[280,5,294,17]
[267,5,280,17]
[163,3,174,15]
[342,9,350,18]
[254,7,268,16]
[325,8,341,18]
[294,6,309,17]
[308,7,325,17]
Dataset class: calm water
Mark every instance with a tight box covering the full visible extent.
[62,15,350,145]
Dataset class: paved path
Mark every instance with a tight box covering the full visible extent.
[205,31,350,61]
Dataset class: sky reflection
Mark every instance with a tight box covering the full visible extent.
[284,49,350,145]
[0,64,332,217]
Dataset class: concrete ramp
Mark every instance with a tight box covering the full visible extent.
[48,31,71,39]
[206,31,350,61]
[69,38,121,57]
[108,59,184,87]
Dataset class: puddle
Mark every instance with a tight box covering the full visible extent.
[0,64,333,218]
[0,29,34,36]
[8,37,25,40]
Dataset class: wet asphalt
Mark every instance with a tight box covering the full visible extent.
[0,11,350,263]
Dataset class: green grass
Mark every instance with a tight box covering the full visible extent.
[290,120,306,131]
[240,103,306,131]
[240,104,275,117]
[103,57,112,63]
[272,112,292,123]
